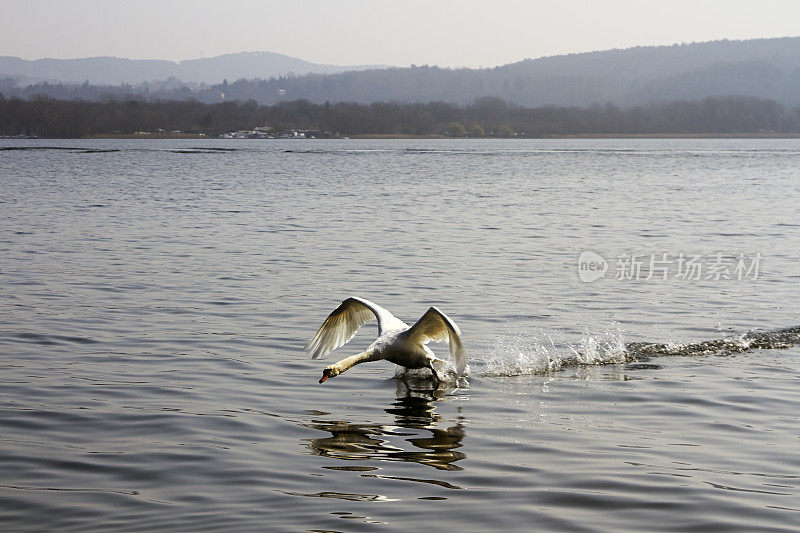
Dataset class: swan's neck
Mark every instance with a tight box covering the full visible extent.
[333,349,377,373]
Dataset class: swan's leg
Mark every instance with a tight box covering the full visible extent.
[428,362,442,386]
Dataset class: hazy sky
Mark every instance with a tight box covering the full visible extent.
[2,0,799,67]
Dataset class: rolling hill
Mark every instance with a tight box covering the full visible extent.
[0,51,387,85]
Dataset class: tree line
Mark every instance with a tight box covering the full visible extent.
[1,93,798,138]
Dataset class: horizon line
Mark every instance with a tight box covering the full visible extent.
[4,34,799,72]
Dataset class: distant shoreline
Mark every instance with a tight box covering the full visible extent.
[347,134,447,139]
[345,133,800,139]
[543,133,800,139]
[81,133,209,139]
[5,95,799,140]
[72,132,800,140]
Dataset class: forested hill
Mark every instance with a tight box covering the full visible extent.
[211,37,800,107]
[3,37,800,108]
[0,51,386,85]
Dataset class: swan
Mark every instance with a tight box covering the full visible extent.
[306,297,466,384]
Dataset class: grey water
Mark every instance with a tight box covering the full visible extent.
[1,138,799,532]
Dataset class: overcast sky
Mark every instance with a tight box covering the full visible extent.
[2,0,799,67]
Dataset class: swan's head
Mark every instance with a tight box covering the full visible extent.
[319,365,340,383]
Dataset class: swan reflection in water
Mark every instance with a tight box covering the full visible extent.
[302,380,467,472]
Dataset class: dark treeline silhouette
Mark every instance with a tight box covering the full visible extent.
[1,93,798,138]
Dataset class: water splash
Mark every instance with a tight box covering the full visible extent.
[394,363,470,389]
[476,324,800,377]
[626,325,800,359]
[477,324,627,377]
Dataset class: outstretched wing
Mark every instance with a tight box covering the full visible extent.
[403,307,466,374]
[305,297,408,359]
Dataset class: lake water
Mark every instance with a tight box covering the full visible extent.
[1,138,799,532]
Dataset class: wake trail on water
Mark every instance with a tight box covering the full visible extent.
[476,325,800,377]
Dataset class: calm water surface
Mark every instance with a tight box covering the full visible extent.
[1,138,799,531]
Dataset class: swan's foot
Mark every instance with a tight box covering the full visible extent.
[428,361,446,387]
[429,358,457,387]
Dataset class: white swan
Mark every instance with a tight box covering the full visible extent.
[306,297,466,384]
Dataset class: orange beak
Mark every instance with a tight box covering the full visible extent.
[319,368,332,383]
